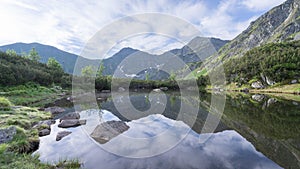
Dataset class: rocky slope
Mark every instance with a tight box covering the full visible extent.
[205,0,300,68]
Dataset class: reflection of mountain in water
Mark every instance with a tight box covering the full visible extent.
[100,92,229,135]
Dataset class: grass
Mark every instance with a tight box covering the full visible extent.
[0,95,80,168]
[251,83,300,94]
[0,83,68,107]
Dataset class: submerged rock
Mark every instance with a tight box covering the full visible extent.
[58,119,86,128]
[56,131,72,141]
[60,112,80,122]
[0,126,16,144]
[90,120,129,144]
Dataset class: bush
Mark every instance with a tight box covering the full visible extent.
[0,97,12,110]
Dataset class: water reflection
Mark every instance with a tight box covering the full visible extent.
[35,91,300,168]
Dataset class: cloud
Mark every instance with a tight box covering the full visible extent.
[241,0,286,11]
[0,0,286,57]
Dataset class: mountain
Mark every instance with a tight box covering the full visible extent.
[103,37,228,80]
[205,0,300,68]
[0,37,228,80]
[0,43,82,74]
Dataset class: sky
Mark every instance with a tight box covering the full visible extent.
[0,0,286,57]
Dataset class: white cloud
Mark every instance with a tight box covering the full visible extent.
[0,0,286,57]
[241,0,286,11]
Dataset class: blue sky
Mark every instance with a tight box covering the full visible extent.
[0,0,286,57]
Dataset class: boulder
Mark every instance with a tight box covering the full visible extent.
[58,119,86,128]
[56,131,72,141]
[251,81,265,89]
[90,120,129,144]
[45,106,65,115]
[59,112,80,122]
[39,129,50,137]
[0,126,16,144]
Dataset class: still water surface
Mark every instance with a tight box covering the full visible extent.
[35,91,300,169]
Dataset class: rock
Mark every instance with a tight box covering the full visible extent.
[291,80,298,84]
[118,87,126,92]
[251,94,265,102]
[38,108,45,111]
[0,126,16,144]
[60,112,80,122]
[292,101,299,106]
[266,76,275,86]
[45,106,65,115]
[67,96,76,101]
[267,98,277,107]
[251,81,265,89]
[159,87,168,91]
[240,88,249,93]
[33,120,55,130]
[58,119,86,128]
[39,129,50,137]
[56,131,72,141]
[90,120,129,144]
[153,89,161,92]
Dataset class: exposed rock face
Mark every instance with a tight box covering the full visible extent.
[45,106,65,116]
[204,0,300,68]
[59,112,80,122]
[0,126,16,144]
[251,81,265,89]
[252,94,266,102]
[56,131,72,141]
[90,121,129,144]
[58,119,86,128]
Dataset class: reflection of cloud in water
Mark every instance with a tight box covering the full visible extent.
[35,110,282,169]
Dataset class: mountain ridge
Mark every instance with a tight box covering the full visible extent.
[203,0,300,69]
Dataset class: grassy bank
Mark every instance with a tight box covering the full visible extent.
[0,83,69,107]
[0,86,80,168]
[224,83,300,95]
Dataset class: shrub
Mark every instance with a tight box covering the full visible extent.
[0,97,12,110]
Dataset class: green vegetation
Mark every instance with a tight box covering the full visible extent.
[0,83,65,107]
[0,51,71,88]
[0,97,12,110]
[0,97,80,168]
[224,41,300,85]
